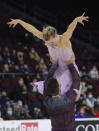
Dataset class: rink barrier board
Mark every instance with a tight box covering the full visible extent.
[0,118,99,131]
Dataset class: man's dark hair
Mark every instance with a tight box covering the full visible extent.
[46,78,59,96]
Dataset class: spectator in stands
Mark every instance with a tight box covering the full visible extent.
[39,58,45,64]
[5,99,13,109]
[18,64,24,72]
[33,107,44,119]
[35,64,43,75]
[3,64,9,73]
[76,106,88,118]
[14,65,19,72]
[0,91,9,107]
[39,58,48,76]
[3,47,9,59]
[28,82,38,94]
[4,52,12,65]
[86,91,96,108]
[11,49,18,64]
[14,77,27,103]
[91,102,99,117]
[80,65,88,78]
[80,81,88,98]
[76,98,87,113]
[14,100,31,120]
[23,64,30,72]
[81,99,87,105]
[32,78,38,82]
[17,51,24,62]
[89,65,99,79]
[29,48,40,61]
[23,46,29,61]
[81,80,86,89]
[4,107,16,120]
[36,73,42,81]
[24,71,32,86]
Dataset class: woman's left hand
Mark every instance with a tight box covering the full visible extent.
[75,12,89,26]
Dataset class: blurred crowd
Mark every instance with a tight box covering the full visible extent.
[0,40,99,120]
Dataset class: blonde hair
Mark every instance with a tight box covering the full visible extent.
[42,26,57,41]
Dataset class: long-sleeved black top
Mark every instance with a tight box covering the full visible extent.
[43,64,80,131]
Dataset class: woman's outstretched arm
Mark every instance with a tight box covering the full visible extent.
[63,12,89,39]
[7,19,43,40]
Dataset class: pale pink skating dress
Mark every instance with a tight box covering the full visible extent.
[35,34,82,95]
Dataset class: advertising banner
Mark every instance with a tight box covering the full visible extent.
[0,118,99,131]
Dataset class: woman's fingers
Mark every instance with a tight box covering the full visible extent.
[81,21,84,26]
[82,12,85,16]
[85,16,89,21]
[7,23,14,28]
[10,18,14,21]
[12,24,16,28]
[8,23,12,27]
[77,13,89,25]
[7,20,17,28]
[83,16,89,22]
[7,21,12,25]
[10,23,14,27]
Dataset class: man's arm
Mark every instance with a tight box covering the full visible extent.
[60,64,81,111]
[7,19,43,40]
[63,13,88,39]
[66,64,81,99]
[68,64,81,90]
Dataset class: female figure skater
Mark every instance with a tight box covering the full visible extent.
[7,13,88,95]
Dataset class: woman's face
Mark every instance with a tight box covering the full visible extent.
[47,34,58,46]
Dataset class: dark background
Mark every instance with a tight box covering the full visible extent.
[1,0,99,30]
[25,0,99,30]
[0,0,99,48]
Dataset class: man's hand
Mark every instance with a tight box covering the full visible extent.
[75,93,81,102]
[50,57,58,65]
[7,19,20,28]
[75,12,89,26]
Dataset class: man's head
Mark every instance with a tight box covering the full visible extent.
[46,78,60,97]
[42,26,58,46]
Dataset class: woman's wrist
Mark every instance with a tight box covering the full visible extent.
[74,18,79,23]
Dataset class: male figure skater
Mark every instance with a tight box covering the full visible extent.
[43,60,80,131]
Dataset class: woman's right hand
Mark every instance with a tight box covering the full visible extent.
[7,19,20,28]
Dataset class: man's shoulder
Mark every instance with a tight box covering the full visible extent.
[44,95,71,109]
